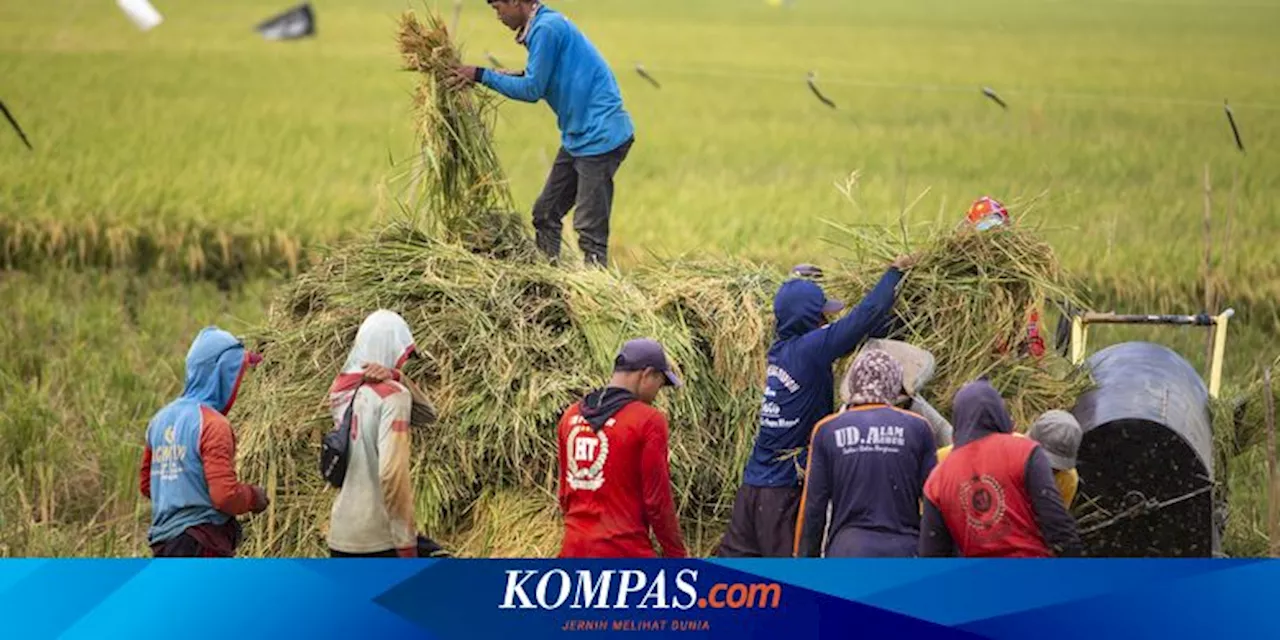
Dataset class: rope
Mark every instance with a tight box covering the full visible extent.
[630,64,1280,112]
[1078,484,1215,536]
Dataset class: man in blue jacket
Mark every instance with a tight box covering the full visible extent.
[140,327,268,557]
[455,1,634,267]
[716,256,914,557]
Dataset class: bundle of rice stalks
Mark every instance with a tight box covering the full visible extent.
[825,222,1092,426]
[236,223,778,557]
[444,489,562,557]
[395,10,532,259]
[1211,355,1280,556]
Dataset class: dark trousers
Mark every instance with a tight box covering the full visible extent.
[151,522,240,558]
[715,485,803,558]
[329,536,448,558]
[826,527,919,558]
[532,138,633,266]
[152,533,223,558]
[330,548,399,558]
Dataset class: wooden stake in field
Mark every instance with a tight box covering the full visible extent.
[1265,367,1279,557]
[1202,164,1215,368]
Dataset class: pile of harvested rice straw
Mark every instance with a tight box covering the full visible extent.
[233,9,1091,557]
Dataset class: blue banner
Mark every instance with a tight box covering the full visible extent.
[1,559,1275,638]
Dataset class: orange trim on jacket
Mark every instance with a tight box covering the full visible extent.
[791,411,843,556]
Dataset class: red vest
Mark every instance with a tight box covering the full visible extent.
[924,433,1051,557]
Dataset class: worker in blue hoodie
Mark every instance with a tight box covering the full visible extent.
[454,1,634,267]
[716,255,915,557]
[139,327,268,557]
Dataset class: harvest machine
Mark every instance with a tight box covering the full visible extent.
[1065,309,1235,557]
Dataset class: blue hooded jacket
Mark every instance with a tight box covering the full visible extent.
[145,327,249,544]
[742,269,903,487]
[479,6,634,157]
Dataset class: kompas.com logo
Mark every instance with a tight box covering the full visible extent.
[499,569,782,611]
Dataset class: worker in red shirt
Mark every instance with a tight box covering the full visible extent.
[557,338,688,558]
[920,379,1082,557]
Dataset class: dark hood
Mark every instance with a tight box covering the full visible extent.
[773,279,828,341]
[952,379,1015,446]
[580,386,639,431]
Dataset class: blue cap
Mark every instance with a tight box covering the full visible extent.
[614,338,683,387]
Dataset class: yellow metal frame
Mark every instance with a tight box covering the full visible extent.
[1070,309,1234,399]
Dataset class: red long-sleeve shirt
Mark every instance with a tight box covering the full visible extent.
[557,401,687,558]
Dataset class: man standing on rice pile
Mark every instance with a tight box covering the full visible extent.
[717,256,914,558]
[327,310,435,558]
[964,196,1047,359]
[557,338,687,558]
[920,380,1082,557]
[455,1,634,267]
[794,350,937,557]
[139,327,268,557]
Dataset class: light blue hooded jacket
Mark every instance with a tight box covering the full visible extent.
[145,327,250,544]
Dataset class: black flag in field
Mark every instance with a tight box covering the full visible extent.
[256,3,316,41]
[0,100,33,151]
[981,86,1009,110]
[806,71,836,109]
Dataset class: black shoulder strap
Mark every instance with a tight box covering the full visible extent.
[340,383,362,433]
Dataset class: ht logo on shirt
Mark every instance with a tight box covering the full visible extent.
[566,416,610,491]
[152,425,189,481]
[499,569,782,611]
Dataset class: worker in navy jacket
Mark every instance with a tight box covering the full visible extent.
[794,349,936,557]
[455,1,634,267]
[716,256,915,557]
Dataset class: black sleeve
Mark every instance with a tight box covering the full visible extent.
[1025,448,1084,557]
[919,498,956,557]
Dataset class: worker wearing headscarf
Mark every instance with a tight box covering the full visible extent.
[327,310,423,558]
[794,350,936,557]
[140,327,267,557]
[921,380,1082,557]
[859,338,953,448]
[1028,410,1083,508]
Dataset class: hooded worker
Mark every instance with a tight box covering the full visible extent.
[920,380,1083,557]
[794,349,937,557]
[557,338,687,558]
[717,255,913,557]
[140,327,267,557]
[327,310,427,558]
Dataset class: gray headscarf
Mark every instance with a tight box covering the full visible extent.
[841,349,904,407]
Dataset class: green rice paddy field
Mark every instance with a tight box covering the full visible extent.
[0,0,1278,555]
